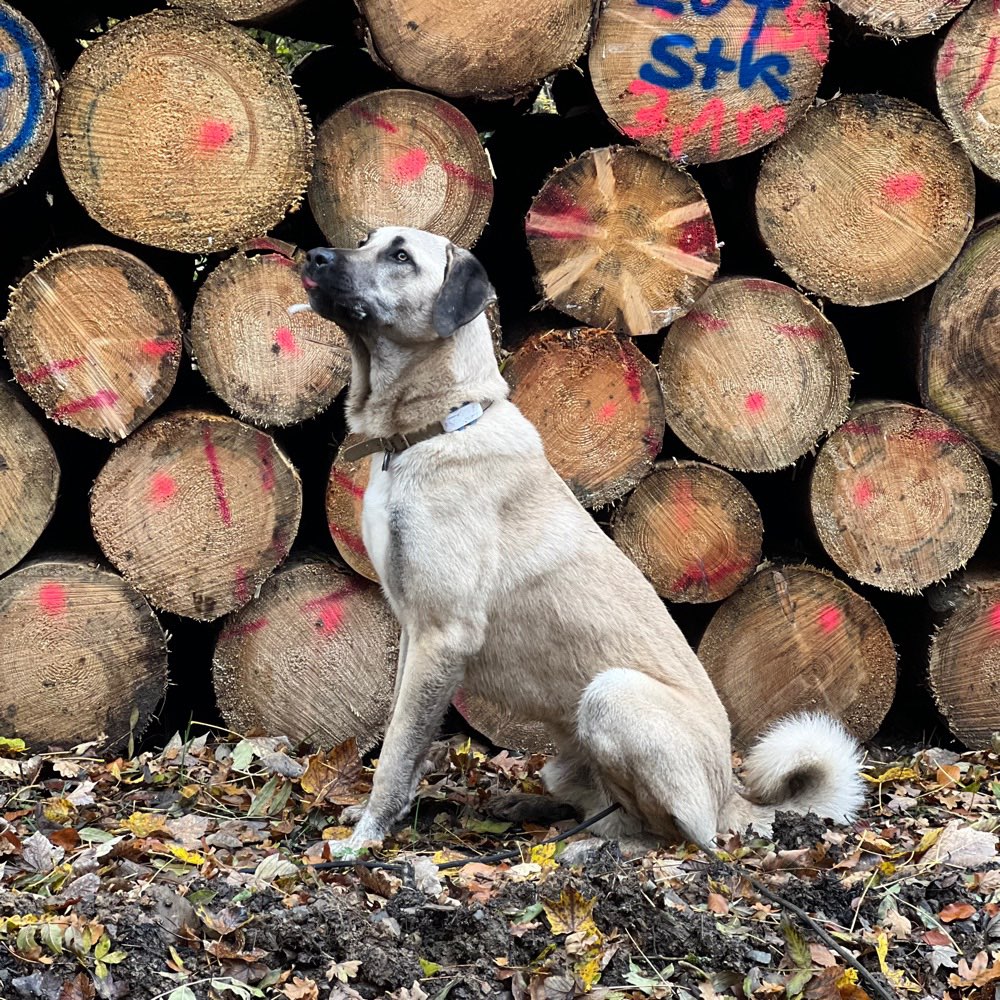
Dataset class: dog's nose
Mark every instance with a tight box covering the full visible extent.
[306,248,337,267]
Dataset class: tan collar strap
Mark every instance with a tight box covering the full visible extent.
[341,400,494,465]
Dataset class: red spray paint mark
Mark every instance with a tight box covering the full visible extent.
[643,428,662,457]
[937,39,957,80]
[256,435,275,492]
[775,323,824,339]
[964,36,999,110]
[841,420,880,435]
[671,559,749,594]
[678,218,717,256]
[735,105,787,147]
[202,425,232,527]
[441,161,492,195]
[908,427,964,445]
[988,602,1000,633]
[743,278,777,292]
[53,389,118,419]
[330,522,366,554]
[198,120,233,153]
[354,107,398,133]
[687,310,728,332]
[619,347,643,403]
[436,101,476,134]
[744,392,767,414]
[670,97,725,160]
[652,5,678,15]
[263,253,297,269]
[18,357,85,386]
[596,399,618,423]
[392,147,429,182]
[304,582,359,635]
[452,688,470,719]
[141,339,179,358]
[234,567,251,604]
[755,0,829,63]
[817,605,843,633]
[526,185,593,240]
[332,469,365,499]
[273,326,299,355]
[882,173,924,203]
[221,616,268,641]
[853,477,875,508]
[268,528,289,564]
[38,582,67,617]
[623,79,670,140]
[149,471,177,506]
[670,477,697,531]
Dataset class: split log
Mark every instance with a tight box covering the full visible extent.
[832,0,971,37]
[213,560,397,753]
[527,146,720,336]
[189,248,351,427]
[658,277,851,472]
[927,570,1000,749]
[309,89,493,250]
[756,94,975,306]
[921,220,1000,460]
[453,690,554,755]
[611,461,762,603]
[936,0,1000,183]
[55,10,312,253]
[590,0,829,163]
[810,401,992,594]
[698,564,897,747]
[504,328,665,508]
[167,0,303,23]
[2,245,182,440]
[356,0,595,100]
[0,384,59,576]
[326,435,378,582]
[90,411,302,621]
[0,2,58,194]
[0,558,167,753]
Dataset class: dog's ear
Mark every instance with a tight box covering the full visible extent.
[432,244,495,337]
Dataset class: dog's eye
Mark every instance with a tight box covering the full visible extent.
[394,250,409,263]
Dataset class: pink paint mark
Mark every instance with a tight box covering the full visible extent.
[18,357,84,386]
[53,389,118,419]
[332,469,365,499]
[197,120,234,153]
[882,173,924,203]
[263,253,297,269]
[619,347,643,403]
[988,602,1000,633]
[452,687,471,720]
[221,617,268,641]
[38,582,67,617]
[436,101,476,134]
[330,522,366,555]
[392,147,429,183]
[304,582,359,635]
[841,420,880,435]
[234,567,251,604]
[817,605,843,634]
[670,98,725,160]
[149,472,177,506]
[644,427,662,457]
[202,425,232,527]
[909,427,964,445]
[653,5,678,15]
[624,79,671,140]
[354,107,398,133]
[687,310,728,332]
[256,435,275,492]
[273,326,300,355]
[527,184,595,240]
[671,477,697,532]
[964,36,999,110]
[937,40,957,80]
[596,399,618,423]
[441,161,492,195]
[141,339,179,358]
[853,477,876,508]
[744,278,777,291]
[268,528,289,564]
[775,323,824,339]
[744,391,767,414]
[678,218,717,257]
[735,105,787,147]
[671,559,750,594]
[755,0,829,63]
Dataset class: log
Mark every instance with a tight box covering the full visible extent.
[698,564,897,748]
[2,245,183,440]
[658,276,851,472]
[0,558,168,753]
[921,219,1000,460]
[189,247,351,427]
[0,2,58,195]
[0,384,59,577]
[55,10,312,253]
[504,328,665,508]
[527,146,720,336]
[755,94,975,306]
[167,0,303,23]
[810,401,992,594]
[936,0,1000,183]
[90,411,302,621]
[832,0,971,37]
[213,560,398,753]
[356,0,596,100]
[610,461,762,603]
[589,0,829,163]
[927,570,1000,749]
[326,435,378,582]
[309,89,493,250]
[453,689,554,755]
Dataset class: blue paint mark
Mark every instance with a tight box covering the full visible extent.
[0,8,45,168]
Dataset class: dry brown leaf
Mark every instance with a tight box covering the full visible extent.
[299,739,367,806]
[938,902,976,923]
[58,973,96,1000]
[282,976,320,1000]
[707,892,729,915]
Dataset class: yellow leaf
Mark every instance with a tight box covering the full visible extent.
[530,841,558,871]
[166,845,206,865]
[543,887,597,936]
[874,930,889,975]
[42,798,75,825]
[837,968,859,988]
[0,737,26,756]
[124,812,168,838]
[915,827,942,854]
[576,954,603,991]
[862,766,918,784]
[877,861,896,877]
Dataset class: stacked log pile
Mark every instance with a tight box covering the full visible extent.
[1,0,998,759]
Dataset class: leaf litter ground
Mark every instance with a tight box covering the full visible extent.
[0,731,998,1000]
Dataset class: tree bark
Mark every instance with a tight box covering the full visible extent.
[832,0,972,37]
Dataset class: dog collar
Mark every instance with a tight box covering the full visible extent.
[341,399,494,469]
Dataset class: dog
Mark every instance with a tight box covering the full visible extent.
[299,227,864,855]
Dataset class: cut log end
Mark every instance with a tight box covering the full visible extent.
[936,0,1000,183]
[527,146,720,336]
[0,384,59,576]
[504,328,665,508]
[611,462,762,603]
[453,689,555,755]
[0,3,58,194]
[810,401,992,594]
[3,245,182,440]
[167,0,304,22]
[213,561,398,753]
[90,411,302,620]
[0,559,167,753]
[698,564,897,748]
[756,94,975,305]
[659,277,851,472]
[922,219,1000,460]
[833,0,972,37]
[357,0,594,100]
[309,90,493,250]
[326,437,378,582]
[590,0,829,162]
[55,10,312,253]
[190,250,351,427]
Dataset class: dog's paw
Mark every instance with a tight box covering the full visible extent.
[325,838,368,862]
[340,802,367,826]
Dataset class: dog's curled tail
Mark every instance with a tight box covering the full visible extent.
[740,712,865,823]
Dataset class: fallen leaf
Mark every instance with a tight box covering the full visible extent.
[299,739,366,806]
[22,831,63,873]
[282,976,320,1000]
[707,892,728,915]
[542,888,597,936]
[925,822,998,869]
[939,902,976,923]
[58,973,96,1000]
[863,767,919,784]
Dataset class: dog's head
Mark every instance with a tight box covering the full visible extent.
[301,227,495,344]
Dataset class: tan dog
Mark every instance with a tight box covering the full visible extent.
[299,227,864,855]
